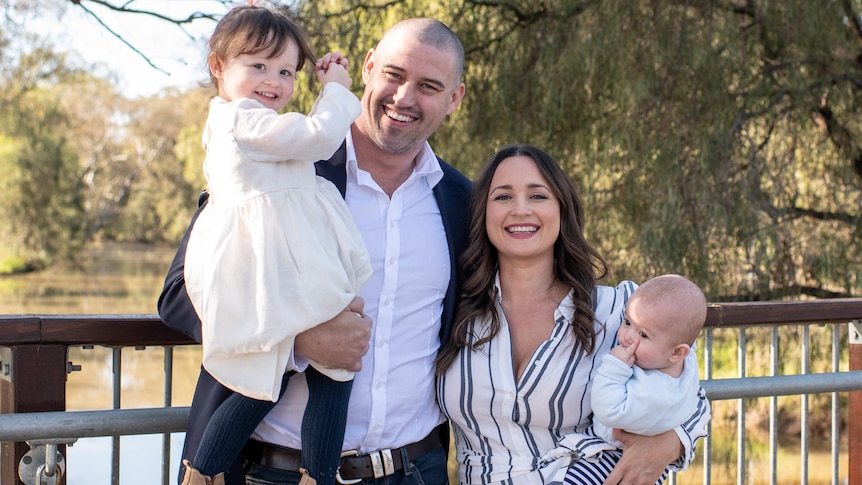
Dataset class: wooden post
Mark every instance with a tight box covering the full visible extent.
[0,344,67,485]
[849,321,862,485]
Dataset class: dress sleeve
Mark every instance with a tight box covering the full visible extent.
[233,83,361,163]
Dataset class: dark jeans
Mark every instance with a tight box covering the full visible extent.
[195,366,352,485]
[243,446,449,485]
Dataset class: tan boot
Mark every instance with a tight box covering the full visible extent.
[181,459,226,485]
[298,468,317,485]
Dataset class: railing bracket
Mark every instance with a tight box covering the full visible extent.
[18,439,75,485]
[0,346,11,382]
[850,320,862,345]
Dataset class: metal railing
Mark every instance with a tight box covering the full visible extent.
[1,299,861,485]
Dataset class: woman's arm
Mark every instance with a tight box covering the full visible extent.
[602,387,711,485]
[602,430,681,485]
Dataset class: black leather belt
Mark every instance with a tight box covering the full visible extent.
[243,431,443,483]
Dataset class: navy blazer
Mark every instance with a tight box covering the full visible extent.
[157,144,472,484]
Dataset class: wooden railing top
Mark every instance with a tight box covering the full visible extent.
[0,298,861,347]
[706,298,862,327]
[0,314,192,346]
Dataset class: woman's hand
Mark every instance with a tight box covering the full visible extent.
[602,429,682,485]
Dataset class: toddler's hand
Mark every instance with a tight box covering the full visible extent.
[609,340,638,367]
[316,51,352,89]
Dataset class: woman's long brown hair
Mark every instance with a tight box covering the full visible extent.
[436,144,608,374]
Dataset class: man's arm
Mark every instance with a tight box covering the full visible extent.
[157,194,207,343]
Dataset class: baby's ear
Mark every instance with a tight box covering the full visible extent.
[670,343,691,363]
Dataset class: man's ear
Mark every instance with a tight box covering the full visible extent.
[670,343,691,363]
[361,48,375,84]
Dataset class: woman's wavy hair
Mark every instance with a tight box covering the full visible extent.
[436,144,609,374]
[203,5,315,92]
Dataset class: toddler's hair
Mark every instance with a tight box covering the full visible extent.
[204,5,315,90]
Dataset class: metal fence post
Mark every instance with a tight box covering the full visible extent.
[849,321,862,485]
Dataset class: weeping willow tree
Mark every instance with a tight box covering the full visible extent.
[290,0,862,300]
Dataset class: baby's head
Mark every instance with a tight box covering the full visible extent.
[618,274,707,373]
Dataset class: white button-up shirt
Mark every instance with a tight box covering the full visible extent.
[253,132,450,452]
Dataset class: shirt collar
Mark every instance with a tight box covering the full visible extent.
[345,132,444,188]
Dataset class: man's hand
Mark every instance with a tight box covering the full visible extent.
[602,429,682,485]
[294,297,371,372]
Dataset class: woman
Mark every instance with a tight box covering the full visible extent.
[436,145,709,485]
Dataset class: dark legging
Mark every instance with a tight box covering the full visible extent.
[194,366,352,485]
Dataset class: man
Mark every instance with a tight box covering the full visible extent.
[161,16,695,485]
[159,18,471,485]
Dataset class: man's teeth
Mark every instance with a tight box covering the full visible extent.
[386,110,413,122]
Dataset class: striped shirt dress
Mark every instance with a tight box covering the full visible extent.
[437,279,710,484]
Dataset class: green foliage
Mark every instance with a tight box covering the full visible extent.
[296,0,862,300]
[1,0,861,301]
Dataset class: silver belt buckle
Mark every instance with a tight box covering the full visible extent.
[368,448,395,480]
[380,449,395,476]
[336,450,361,485]
[335,448,397,483]
[369,449,395,478]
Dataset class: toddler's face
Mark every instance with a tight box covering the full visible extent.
[215,39,300,112]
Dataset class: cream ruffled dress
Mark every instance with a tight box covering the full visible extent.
[185,83,371,402]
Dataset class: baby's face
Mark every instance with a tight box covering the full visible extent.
[618,297,683,372]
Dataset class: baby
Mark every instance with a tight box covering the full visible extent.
[591,273,707,447]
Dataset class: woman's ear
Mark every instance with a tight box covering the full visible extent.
[670,343,691,363]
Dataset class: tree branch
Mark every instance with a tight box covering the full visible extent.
[66,0,228,75]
